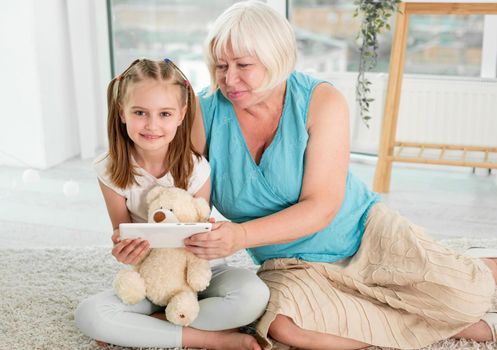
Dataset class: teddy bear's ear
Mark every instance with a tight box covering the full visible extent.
[146,186,164,205]
[193,197,211,222]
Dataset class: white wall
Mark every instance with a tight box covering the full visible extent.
[0,0,110,169]
[0,2,48,168]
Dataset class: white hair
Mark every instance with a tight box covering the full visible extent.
[205,0,297,92]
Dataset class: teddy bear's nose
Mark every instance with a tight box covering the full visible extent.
[153,210,166,223]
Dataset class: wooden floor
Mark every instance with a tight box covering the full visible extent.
[0,154,496,248]
[351,156,497,241]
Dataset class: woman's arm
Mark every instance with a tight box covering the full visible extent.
[185,84,350,259]
[98,180,150,264]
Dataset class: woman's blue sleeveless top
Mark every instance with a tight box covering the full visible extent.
[199,71,379,264]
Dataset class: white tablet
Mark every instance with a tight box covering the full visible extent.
[119,223,212,248]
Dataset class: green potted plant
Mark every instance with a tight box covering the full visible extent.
[354,0,401,127]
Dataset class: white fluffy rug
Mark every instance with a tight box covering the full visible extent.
[1,238,497,350]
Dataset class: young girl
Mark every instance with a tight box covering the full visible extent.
[75,58,269,350]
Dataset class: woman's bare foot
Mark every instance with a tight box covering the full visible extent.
[452,319,493,342]
[482,258,497,283]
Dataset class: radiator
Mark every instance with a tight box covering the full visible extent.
[319,72,497,163]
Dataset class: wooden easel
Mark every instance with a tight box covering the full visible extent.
[373,2,497,193]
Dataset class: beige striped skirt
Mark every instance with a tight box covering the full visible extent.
[256,203,495,349]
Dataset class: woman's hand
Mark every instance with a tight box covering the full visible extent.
[184,221,247,259]
[111,228,150,265]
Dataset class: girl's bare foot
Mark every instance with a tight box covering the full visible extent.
[95,340,109,347]
[215,331,261,350]
[151,311,166,321]
[183,327,261,350]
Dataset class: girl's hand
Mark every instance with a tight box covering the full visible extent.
[184,221,247,259]
[111,228,150,265]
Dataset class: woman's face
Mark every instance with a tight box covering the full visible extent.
[214,49,269,109]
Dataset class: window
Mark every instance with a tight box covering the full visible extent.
[109,0,243,91]
[109,0,496,85]
[290,0,487,77]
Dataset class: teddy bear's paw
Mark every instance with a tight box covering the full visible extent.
[187,259,212,292]
[165,291,199,326]
[113,270,146,304]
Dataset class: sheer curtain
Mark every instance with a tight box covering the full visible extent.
[67,0,110,161]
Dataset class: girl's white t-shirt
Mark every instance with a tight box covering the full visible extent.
[93,153,211,224]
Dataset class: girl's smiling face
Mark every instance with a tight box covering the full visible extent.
[120,79,186,157]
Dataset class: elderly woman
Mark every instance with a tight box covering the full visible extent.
[187,1,497,349]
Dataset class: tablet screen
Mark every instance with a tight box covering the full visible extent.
[119,223,212,248]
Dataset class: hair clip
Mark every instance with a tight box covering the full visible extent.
[116,75,122,81]
[164,58,172,64]
[185,80,190,88]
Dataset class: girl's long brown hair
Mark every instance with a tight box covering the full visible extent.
[103,58,199,190]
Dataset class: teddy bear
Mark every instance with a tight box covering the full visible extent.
[113,186,212,326]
